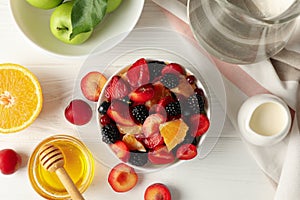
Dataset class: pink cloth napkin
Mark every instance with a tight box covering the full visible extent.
[154,1,300,199]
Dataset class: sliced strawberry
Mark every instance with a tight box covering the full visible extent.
[161,63,185,75]
[126,58,150,88]
[108,163,138,192]
[107,100,135,126]
[110,141,130,162]
[189,114,210,137]
[176,144,197,160]
[104,75,129,100]
[148,145,175,165]
[129,83,155,103]
[144,183,172,200]
[143,132,165,150]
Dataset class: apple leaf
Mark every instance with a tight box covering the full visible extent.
[70,0,107,40]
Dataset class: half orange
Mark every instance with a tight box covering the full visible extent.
[0,63,43,133]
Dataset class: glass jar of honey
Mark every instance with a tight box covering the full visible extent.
[28,135,95,199]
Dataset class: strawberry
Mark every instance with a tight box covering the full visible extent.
[144,183,172,200]
[176,144,197,160]
[0,149,22,175]
[104,75,129,100]
[129,83,155,103]
[110,141,130,162]
[108,163,138,192]
[161,63,185,75]
[189,114,210,137]
[143,132,165,150]
[126,58,150,88]
[148,145,175,165]
[107,100,135,126]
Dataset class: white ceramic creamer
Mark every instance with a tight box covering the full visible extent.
[237,94,291,146]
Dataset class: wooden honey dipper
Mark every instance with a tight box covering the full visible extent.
[39,144,85,200]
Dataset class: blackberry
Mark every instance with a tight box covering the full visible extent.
[165,101,181,117]
[98,101,110,115]
[101,124,120,144]
[131,105,149,124]
[148,60,166,81]
[187,94,205,114]
[160,73,179,89]
[129,151,148,166]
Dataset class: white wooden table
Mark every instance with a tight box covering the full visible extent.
[0,1,275,199]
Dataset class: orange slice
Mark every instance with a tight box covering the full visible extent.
[0,63,43,133]
[122,134,146,152]
[159,119,188,151]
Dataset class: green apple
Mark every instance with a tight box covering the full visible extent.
[50,1,93,45]
[26,0,63,10]
[107,0,123,13]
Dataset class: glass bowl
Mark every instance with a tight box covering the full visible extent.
[28,135,94,199]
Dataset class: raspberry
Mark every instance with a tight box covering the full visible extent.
[101,124,120,144]
[131,105,149,124]
[160,73,179,89]
[129,151,148,166]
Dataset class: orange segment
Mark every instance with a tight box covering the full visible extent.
[159,119,188,151]
[0,63,43,133]
[122,134,146,152]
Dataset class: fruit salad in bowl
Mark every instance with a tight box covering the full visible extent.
[72,28,226,173]
[97,58,210,170]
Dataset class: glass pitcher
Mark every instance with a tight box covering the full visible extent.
[188,0,300,64]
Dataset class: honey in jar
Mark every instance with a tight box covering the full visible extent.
[28,135,94,199]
